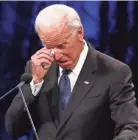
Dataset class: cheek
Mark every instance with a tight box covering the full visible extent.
[65,48,76,61]
[71,47,79,60]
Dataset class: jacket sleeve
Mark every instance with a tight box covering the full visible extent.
[109,64,138,140]
[5,61,39,138]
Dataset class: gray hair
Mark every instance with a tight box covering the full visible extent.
[34,4,82,33]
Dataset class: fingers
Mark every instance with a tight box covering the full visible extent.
[37,53,54,63]
[36,48,53,57]
[31,48,54,67]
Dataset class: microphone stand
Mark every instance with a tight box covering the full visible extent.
[0,73,40,140]
[18,84,39,140]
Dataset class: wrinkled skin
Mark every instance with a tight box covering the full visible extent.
[31,18,84,83]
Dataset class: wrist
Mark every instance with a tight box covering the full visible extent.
[32,77,43,84]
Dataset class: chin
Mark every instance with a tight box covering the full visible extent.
[59,63,74,69]
[59,65,71,70]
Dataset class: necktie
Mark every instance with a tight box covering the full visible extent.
[59,69,71,113]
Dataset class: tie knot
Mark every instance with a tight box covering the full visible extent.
[62,69,72,75]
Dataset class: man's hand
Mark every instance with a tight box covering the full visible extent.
[31,48,54,84]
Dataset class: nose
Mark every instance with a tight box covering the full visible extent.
[53,48,62,61]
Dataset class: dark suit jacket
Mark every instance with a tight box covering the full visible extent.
[5,43,138,140]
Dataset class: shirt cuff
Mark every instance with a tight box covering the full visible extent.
[30,79,44,96]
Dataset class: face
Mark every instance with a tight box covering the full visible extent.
[37,22,84,69]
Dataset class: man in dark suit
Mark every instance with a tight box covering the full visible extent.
[5,4,138,140]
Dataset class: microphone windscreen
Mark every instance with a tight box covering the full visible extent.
[20,73,32,83]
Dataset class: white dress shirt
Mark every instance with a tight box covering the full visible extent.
[30,40,88,96]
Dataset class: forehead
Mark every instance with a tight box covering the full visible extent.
[38,23,73,46]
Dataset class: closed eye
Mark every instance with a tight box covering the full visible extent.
[57,44,64,49]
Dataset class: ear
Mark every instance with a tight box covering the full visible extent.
[77,26,84,42]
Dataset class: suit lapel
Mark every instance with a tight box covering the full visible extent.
[57,43,98,135]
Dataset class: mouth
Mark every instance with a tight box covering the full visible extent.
[58,60,66,64]
[58,60,70,66]
[56,59,67,63]
[57,60,73,69]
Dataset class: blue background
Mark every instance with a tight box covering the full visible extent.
[0,1,138,140]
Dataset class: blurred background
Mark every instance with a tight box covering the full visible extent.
[0,1,138,140]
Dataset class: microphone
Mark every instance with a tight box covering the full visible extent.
[0,73,32,100]
[0,73,40,140]
[20,73,32,85]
